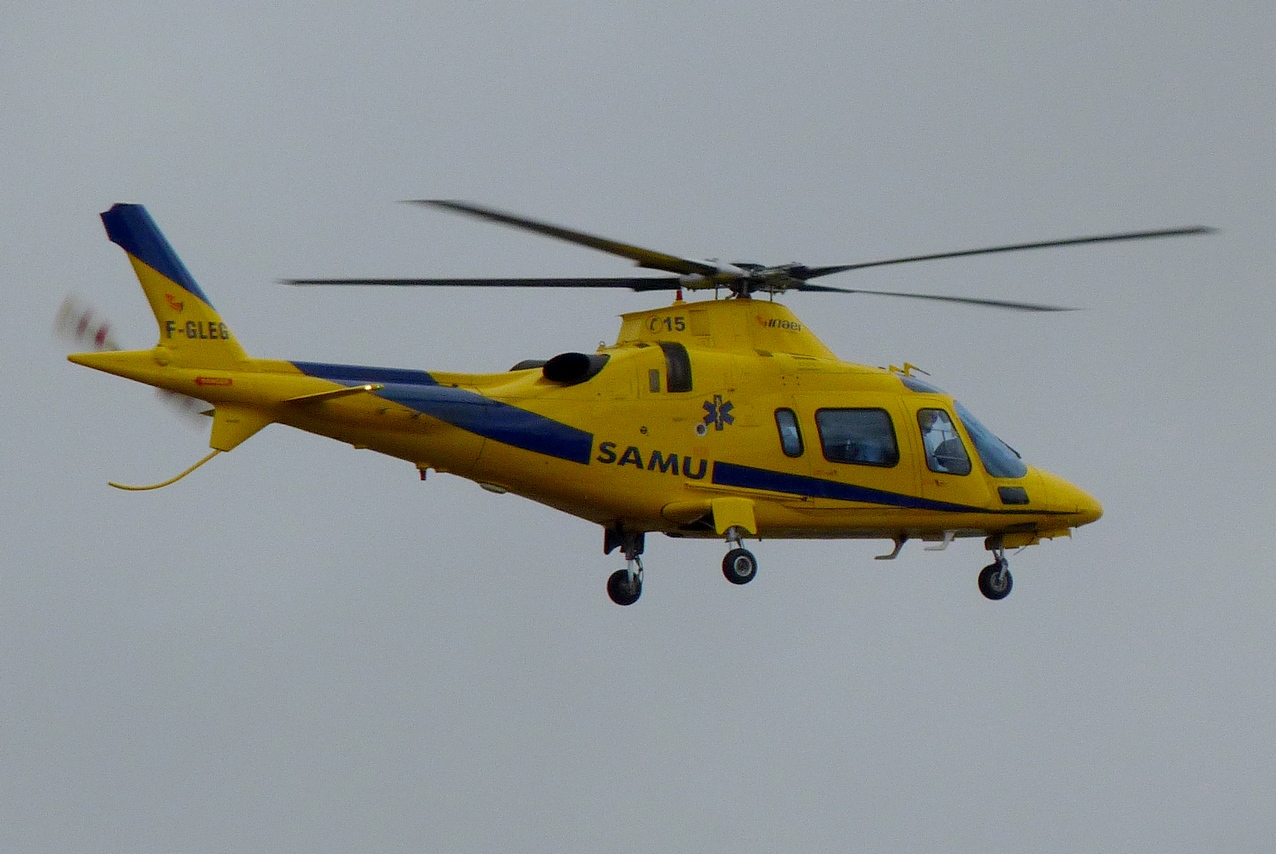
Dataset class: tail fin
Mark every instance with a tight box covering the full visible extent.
[101,204,249,368]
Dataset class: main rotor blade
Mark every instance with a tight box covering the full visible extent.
[283,276,684,292]
[791,282,1074,311]
[801,226,1215,279]
[285,276,1068,308]
[407,200,722,278]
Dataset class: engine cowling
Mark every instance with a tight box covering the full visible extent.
[542,352,609,385]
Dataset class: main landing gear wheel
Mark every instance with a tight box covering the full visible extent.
[978,562,1013,600]
[607,568,642,606]
[722,548,758,585]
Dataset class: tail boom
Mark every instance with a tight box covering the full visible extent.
[74,204,488,481]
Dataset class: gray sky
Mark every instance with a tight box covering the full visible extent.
[4,3,1274,851]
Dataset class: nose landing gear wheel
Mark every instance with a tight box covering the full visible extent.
[978,563,1013,600]
[607,568,642,606]
[722,548,758,585]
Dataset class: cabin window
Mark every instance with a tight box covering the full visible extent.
[774,409,804,457]
[658,341,693,392]
[648,369,661,393]
[816,408,899,467]
[918,408,972,475]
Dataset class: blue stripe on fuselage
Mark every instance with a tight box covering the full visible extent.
[712,461,984,513]
[380,383,595,464]
[291,361,594,465]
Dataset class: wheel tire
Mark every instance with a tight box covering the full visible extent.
[722,548,758,585]
[978,563,1013,600]
[607,569,642,606]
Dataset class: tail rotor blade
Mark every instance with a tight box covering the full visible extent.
[57,294,206,425]
[57,295,121,351]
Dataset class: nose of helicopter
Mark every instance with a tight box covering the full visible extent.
[1034,468,1104,528]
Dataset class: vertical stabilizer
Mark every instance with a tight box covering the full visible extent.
[101,204,249,368]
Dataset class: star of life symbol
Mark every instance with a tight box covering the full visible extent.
[702,395,735,432]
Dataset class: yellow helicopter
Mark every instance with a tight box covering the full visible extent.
[67,201,1208,604]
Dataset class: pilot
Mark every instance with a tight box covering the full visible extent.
[920,410,954,473]
[920,409,970,475]
[919,410,941,450]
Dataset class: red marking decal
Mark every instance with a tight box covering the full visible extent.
[195,376,233,386]
[165,293,185,312]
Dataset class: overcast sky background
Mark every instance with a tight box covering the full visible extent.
[3,3,1273,852]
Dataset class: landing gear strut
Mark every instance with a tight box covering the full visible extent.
[721,527,758,585]
[604,528,645,606]
[978,539,1013,600]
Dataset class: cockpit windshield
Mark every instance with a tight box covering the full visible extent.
[953,402,1028,479]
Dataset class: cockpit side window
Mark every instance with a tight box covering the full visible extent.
[774,408,804,457]
[658,342,692,393]
[816,408,899,467]
[917,408,972,475]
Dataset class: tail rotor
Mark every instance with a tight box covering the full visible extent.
[57,294,206,423]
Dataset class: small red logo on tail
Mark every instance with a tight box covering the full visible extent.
[165,293,184,312]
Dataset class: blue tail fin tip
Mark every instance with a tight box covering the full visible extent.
[100,204,215,307]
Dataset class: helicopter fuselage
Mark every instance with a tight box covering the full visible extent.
[75,296,1100,551]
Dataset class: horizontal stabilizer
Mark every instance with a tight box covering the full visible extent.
[284,383,384,404]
